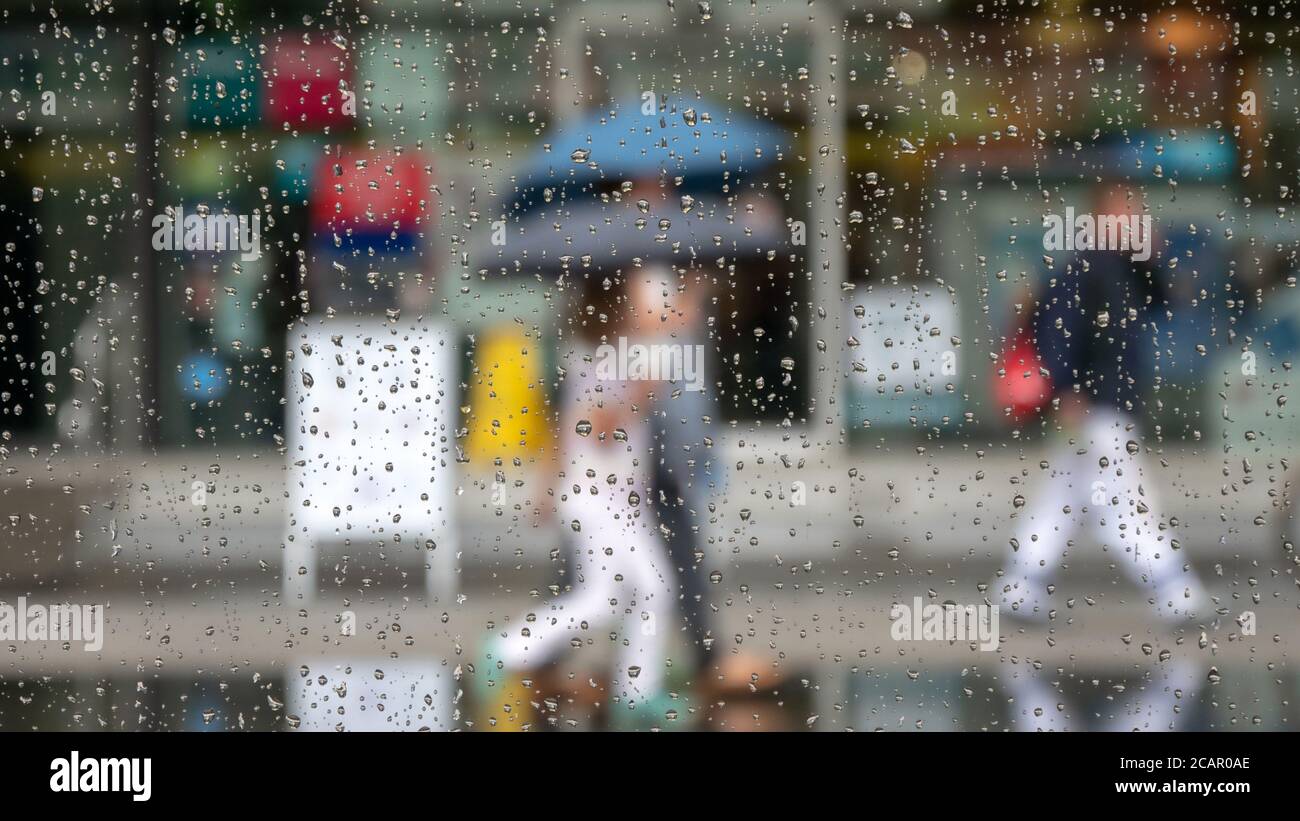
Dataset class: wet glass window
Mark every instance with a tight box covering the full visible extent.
[0,0,1292,735]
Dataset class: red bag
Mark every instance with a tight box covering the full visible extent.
[995,330,1052,420]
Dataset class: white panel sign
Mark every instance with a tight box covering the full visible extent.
[283,321,457,599]
[844,286,961,427]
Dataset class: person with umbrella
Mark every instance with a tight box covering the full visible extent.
[469,96,789,711]
[473,273,680,730]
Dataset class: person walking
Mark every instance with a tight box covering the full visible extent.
[473,274,680,730]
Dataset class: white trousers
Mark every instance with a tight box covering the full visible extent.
[497,472,675,702]
[998,408,1205,620]
[998,409,1210,731]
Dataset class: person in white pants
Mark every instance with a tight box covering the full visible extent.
[474,275,679,730]
[996,184,1210,731]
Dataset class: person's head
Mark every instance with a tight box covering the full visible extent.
[1092,181,1155,262]
[1093,182,1147,219]
[627,262,713,337]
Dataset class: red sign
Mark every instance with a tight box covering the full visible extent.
[262,33,353,129]
[311,147,436,244]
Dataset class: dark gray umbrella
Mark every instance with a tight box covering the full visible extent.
[470,197,787,274]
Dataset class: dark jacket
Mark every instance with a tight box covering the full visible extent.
[1032,250,1165,415]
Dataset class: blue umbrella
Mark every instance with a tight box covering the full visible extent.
[507,95,789,214]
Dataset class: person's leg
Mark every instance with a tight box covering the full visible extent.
[652,465,711,667]
[478,571,613,730]
[650,387,720,671]
[1082,410,1208,619]
[493,576,616,671]
[474,486,625,730]
[610,513,677,704]
[494,491,621,672]
[997,443,1081,619]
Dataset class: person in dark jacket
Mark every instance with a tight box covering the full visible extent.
[1033,249,1162,416]
[996,184,1212,732]
[997,184,1209,622]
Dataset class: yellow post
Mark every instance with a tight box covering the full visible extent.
[465,325,552,463]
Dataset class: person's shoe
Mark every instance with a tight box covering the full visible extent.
[471,638,537,732]
[608,689,689,731]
